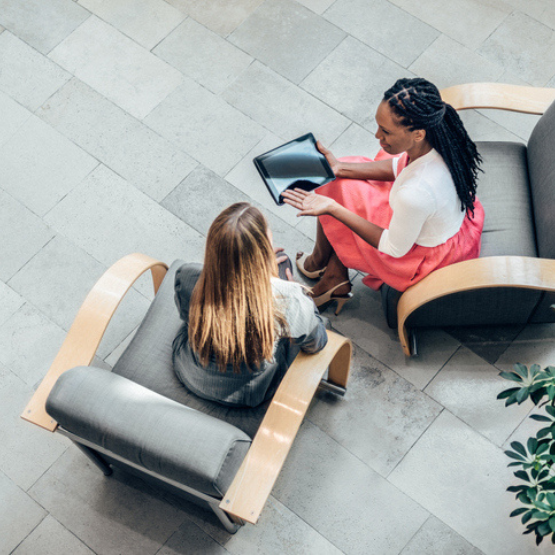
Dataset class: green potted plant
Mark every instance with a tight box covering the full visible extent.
[499,364,555,546]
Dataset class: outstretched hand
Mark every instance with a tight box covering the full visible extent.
[282,188,338,217]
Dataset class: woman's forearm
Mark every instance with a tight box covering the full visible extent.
[328,203,384,249]
[335,159,395,181]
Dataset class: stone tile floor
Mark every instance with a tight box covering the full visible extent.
[1,0,555,553]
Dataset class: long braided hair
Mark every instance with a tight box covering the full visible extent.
[383,78,482,217]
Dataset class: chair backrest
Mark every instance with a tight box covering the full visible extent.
[528,100,555,259]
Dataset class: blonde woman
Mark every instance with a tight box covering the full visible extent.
[172,202,328,408]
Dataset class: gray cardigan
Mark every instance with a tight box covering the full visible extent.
[172,263,328,408]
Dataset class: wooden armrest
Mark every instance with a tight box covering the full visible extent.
[220,331,352,524]
[21,253,168,431]
[441,83,555,114]
[398,256,555,356]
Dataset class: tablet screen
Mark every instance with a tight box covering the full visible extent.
[253,133,335,205]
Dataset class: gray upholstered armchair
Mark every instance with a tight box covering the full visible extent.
[380,84,555,356]
[21,254,351,532]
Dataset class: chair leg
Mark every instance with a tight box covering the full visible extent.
[209,503,243,534]
[73,441,113,476]
[410,330,418,357]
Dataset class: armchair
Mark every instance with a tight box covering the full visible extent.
[21,254,351,532]
[380,83,555,356]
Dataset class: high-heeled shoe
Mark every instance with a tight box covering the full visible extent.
[296,252,326,280]
[310,280,352,315]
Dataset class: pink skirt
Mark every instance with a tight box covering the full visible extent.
[317,150,485,292]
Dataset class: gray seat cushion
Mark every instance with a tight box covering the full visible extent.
[528,99,555,259]
[475,141,537,258]
[112,260,268,438]
[46,366,251,498]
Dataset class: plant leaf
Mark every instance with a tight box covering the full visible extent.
[538,521,552,537]
[511,507,529,517]
[531,414,553,422]
[499,371,523,383]
[510,441,527,457]
[523,510,534,525]
[505,450,526,462]
[517,387,530,404]
[515,470,530,482]
[528,437,539,454]
[497,387,520,400]
[514,363,529,379]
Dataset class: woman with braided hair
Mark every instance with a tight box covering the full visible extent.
[282,77,485,314]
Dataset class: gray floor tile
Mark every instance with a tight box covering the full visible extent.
[478,11,555,87]
[0,0,90,54]
[229,0,345,84]
[154,18,252,94]
[389,411,551,555]
[0,281,24,328]
[0,90,31,148]
[12,515,94,555]
[157,516,228,555]
[78,0,185,50]
[0,369,68,491]
[28,450,186,555]
[222,62,350,146]
[7,235,151,359]
[459,109,523,143]
[444,323,524,365]
[272,421,429,554]
[162,164,314,259]
[388,0,512,49]
[301,36,412,130]
[0,115,98,216]
[0,471,47,555]
[329,277,460,390]
[162,165,251,235]
[0,303,66,388]
[165,0,264,37]
[38,78,197,202]
[188,496,342,555]
[409,34,504,90]
[0,31,70,111]
[324,0,439,68]
[476,71,542,142]
[0,191,55,282]
[504,0,548,22]
[496,322,555,371]
[424,346,532,447]
[224,133,302,228]
[44,164,206,272]
[400,516,484,555]
[328,122,381,159]
[296,0,335,14]
[49,16,183,119]
[145,77,266,176]
[309,343,442,476]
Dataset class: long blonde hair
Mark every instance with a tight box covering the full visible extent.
[189,203,287,372]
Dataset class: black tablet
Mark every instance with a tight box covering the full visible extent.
[253,133,335,205]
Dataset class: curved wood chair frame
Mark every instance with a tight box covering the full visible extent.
[21,253,352,526]
[396,83,555,356]
[441,82,555,114]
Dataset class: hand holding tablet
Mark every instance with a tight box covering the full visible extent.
[253,133,335,205]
